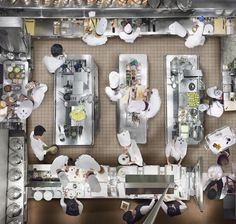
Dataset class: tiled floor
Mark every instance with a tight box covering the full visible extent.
[27,36,236,223]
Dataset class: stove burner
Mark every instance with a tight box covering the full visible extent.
[9,138,23,151]
[188,82,196,91]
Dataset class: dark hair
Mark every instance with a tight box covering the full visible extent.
[34,125,46,136]
[208,188,217,200]
[167,207,177,216]
[217,153,229,166]
[51,44,63,57]
[123,211,134,224]
[67,157,74,166]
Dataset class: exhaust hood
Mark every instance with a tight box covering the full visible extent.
[0,0,236,18]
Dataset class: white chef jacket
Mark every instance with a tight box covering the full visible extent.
[82,33,108,46]
[42,55,66,73]
[30,131,47,161]
[31,83,48,109]
[118,27,141,43]
[87,174,101,192]
[165,139,187,162]
[145,89,161,119]
[105,87,122,102]
[75,154,101,172]
[127,100,146,113]
[50,155,69,175]
[207,164,223,180]
[207,101,224,118]
[139,198,156,215]
[185,22,205,48]
[58,171,70,188]
[128,140,143,166]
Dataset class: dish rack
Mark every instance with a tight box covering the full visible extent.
[204,126,236,154]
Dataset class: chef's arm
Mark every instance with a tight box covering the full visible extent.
[140,198,156,215]
[75,199,84,214]
[60,195,67,212]
[166,157,171,165]
[178,158,183,166]
[177,200,187,212]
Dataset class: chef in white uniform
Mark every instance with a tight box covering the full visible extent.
[43,43,66,74]
[165,137,188,165]
[105,71,122,101]
[82,17,108,46]
[50,155,69,175]
[185,20,205,48]
[118,23,141,43]
[75,154,104,173]
[117,130,143,166]
[30,125,48,161]
[26,81,48,109]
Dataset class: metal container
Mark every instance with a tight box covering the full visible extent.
[6,203,22,218]
[7,187,22,200]
[9,153,23,166]
[8,168,22,182]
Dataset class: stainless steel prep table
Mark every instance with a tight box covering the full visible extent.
[118,54,148,144]
[165,55,205,145]
[54,55,99,146]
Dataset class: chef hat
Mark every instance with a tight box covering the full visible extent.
[87,174,101,192]
[207,86,223,100]
[96,18,108,36]
[207,101,224,118]
[118,153,130,165]
[16,100,33,120]
[117,130,131,147]
[151,88,159,95]
[127,100,146,113]
[124,23,132,34]
[174,137,187,150]
[208,164,223,180]
[169,21,187,38]
[109,71,120,89]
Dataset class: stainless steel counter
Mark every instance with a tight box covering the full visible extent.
[54,55,99,146]
[33,18,219,38]
[27,163,192,200]
[165,55,205,145]
[118,54,148,144]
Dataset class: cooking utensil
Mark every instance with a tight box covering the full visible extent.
[58,125,65,142]
[4,85,12,92]
[176,0,192,12]
[8,168,22,182]
[7,203,22,218]
[9,153,23,166]
[148,0,161,8]
[7,187,22,200]
[63,92,71,101]
[47,144,59,155]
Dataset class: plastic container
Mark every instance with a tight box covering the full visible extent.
[43,191,53,201]
[33,191,43,201]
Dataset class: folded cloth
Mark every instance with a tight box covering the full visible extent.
[207,86,223,100]
[207,101,224,118]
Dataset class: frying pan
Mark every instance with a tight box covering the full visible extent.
[63,92,71,101]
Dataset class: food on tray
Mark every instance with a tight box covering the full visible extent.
[13,66,21,73]
[4,85,12,92]
[186,92,200,107]
[70,105,86,122]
